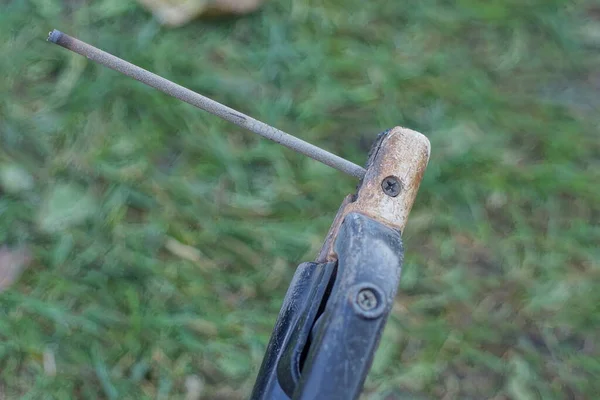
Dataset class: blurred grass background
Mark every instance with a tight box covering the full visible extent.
[1,0,599,398]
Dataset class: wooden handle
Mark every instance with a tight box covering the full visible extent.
[317,127,430,262]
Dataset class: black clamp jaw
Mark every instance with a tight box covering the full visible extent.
[251,127,430,400]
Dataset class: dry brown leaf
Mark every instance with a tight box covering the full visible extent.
[164,237,216,269]
[0,246,31,292]
[137,0,265,27]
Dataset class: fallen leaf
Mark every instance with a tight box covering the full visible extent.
[37,184,98,233]
[185,375,204,400]
[136,0,265,27]
[0,246,31,292]
[43,347,57,377]
[165,237,216,269]
[0,164,34,194]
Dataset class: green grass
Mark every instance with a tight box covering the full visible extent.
[1,0,599,398]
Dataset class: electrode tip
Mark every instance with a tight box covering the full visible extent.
[47,30,63,44]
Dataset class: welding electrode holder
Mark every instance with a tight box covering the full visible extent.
[46,32,430,399]
[251,127,430,400]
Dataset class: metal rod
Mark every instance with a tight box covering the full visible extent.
[47,30,366,179]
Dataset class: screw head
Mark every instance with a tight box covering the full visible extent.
[356,288,378,311]
[351,284,386,319]
[381,176,401,197]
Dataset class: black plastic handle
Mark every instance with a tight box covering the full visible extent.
[251,212,404,400]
